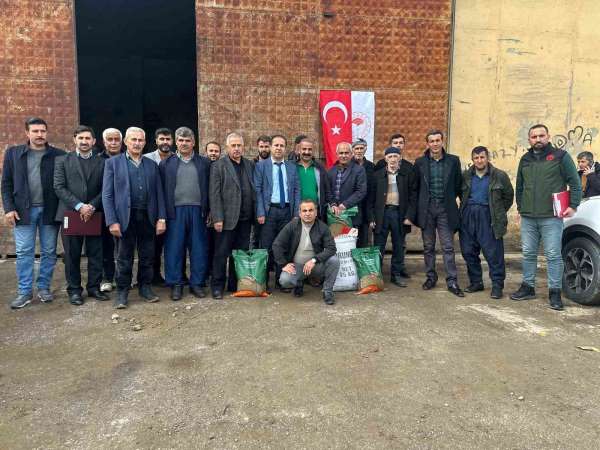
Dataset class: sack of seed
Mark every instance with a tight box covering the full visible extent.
[327,206,358,237]
[351,247,384,294]
[232,249,269,297]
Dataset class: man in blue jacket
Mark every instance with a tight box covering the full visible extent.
[159,127,210,300]
[102,127,166,308]
[1,117,65,309]
[254,135,301,290]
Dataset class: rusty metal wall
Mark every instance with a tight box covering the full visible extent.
[196,0,453,160]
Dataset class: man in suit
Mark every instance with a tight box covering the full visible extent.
[414,130,464,297]
[352,138,375,247]
[327,142,367,229]
[143,127,174,286]
[209,132,256,299]
[295,137,330,220]
[102,127,167,309]
[369,146,418,287]
[54,125,108,305]
[99,128,123,293]
[254,134,301,290]
[160,127,210,300]
[1,117,65,309]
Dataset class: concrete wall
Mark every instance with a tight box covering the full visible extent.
[196,0,453,161]
[449,0,600,245]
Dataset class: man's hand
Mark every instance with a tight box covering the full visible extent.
[5,211,20,227]
[109,223,122,237]
[584,166,595,176]
[214,221,224,233]
[338,204,347,211]
[79,204,94,222]
[282,263,296,275]
[562,207,576,218]
[257,216,266,225]
[303,259,316,276]
[370,221,376,229]
[332,206,341,216]
[403,218,413,226]
[156,220,166,235]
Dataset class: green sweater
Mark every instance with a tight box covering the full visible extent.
[515,144,582,218]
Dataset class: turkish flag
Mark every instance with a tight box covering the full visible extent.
[320,90,352,168]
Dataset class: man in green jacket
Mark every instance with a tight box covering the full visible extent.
[460,146,514,299]
[511,124,582,310]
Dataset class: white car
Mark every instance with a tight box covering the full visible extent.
[562,196,600,305]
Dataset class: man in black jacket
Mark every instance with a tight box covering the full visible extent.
[369,147,417,287]
[352,138,375,247]
[54,125,108,305]
[414,130,464,297]
[272,199,339,305]
[1,117,65,309]
[327,142,367,228]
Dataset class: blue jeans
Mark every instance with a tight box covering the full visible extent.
[14,206,59,295]
[521,216,564,290]
[165,206,208,287]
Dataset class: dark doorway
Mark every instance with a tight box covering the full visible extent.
[75,0,198,152]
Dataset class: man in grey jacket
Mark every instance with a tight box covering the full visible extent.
[209,132,256,298]
[272,199,339,305]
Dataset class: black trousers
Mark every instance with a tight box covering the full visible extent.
[422,200,458,284]
[101,218,116,282]
[63,233,103,295]
[459,204,506,287]
[211,219,252,292]
[153,232,165,280]
[357,223,371,248]
[116,209,155,291]
[374,207,405,278]
[259,205,291,286]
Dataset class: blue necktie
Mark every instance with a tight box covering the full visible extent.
[276,162,286,208]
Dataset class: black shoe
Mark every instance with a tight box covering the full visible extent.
[139,284,159,303]
[10,293,33,309]
[398,269,411,279]
[549,289,564,311]
[323,291,335,305]
[114,290,128,309]
[448,283,465,297]
[152,275,166,287]
[293,284,304,297]
[422,278,437,290]
[279,287,292,293]
[69,293,84,306]
[490,285,503,299]
[391,276,408,288]
[171,285,183,301]
[190,285,206,298]
[212,289,223,299]
[88,289,110,301]
[510,283,536,301]
[464,282,484,293]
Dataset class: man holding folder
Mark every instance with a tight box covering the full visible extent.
[54,126,107,305]
[511,124,581,310]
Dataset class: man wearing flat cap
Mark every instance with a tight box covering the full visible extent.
[352,138,375,247]
[369,146,418,287]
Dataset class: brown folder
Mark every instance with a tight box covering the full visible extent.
[62,211,103,236]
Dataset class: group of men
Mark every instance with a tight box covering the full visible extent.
[1,119,582,311]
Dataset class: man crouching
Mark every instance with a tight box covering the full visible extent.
[272,199,339,305]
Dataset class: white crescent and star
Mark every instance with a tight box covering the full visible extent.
[322,100,349,135]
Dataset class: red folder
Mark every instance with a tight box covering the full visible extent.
[62,211,102,236]
[552,191,570,218]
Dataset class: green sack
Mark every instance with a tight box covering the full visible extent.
[327,206,359,236]
[351,246,384,293]
[232,249,268,296]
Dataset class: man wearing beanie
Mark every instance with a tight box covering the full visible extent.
[369,146,417,287]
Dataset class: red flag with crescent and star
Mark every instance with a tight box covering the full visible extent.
[320,90,352,168]
[320,90,375,168]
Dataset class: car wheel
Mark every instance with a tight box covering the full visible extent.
[562,237,600,306]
